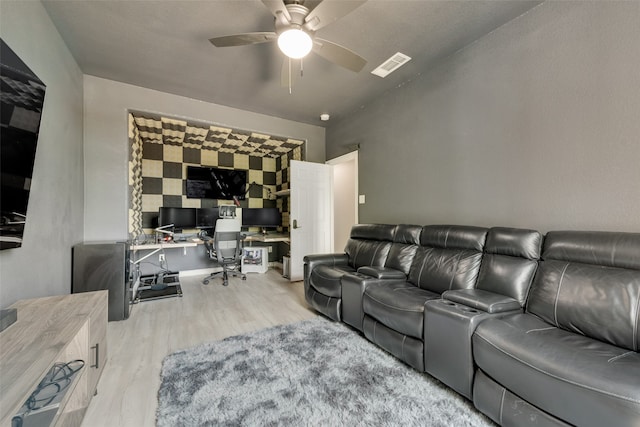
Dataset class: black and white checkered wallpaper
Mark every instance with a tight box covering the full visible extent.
[128,114,303,238]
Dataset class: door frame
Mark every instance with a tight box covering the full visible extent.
[326,151,359,251]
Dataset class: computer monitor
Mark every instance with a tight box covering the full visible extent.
[241,208,281,231]
[196,208,219,229]
[158,207,196,232]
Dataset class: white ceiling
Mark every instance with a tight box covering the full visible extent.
[42,0,542,126]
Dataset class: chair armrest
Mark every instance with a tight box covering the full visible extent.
[442,289,522,314]
[357,266,406,280]
[200,234,214,252]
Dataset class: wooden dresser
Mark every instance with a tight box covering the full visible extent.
[0,291,108,427]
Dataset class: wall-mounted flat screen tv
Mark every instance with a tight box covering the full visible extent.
[186,166,247,200]
[1,39,46,250]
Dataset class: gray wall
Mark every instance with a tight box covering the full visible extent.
[0,1,84,308]
[83,75,326,241]
[327,2,640,233]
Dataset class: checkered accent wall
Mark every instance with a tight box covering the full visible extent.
[127,113,304,237]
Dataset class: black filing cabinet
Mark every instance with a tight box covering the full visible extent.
[72,241,131,321]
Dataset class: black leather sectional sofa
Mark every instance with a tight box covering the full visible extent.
[303,224,640,427]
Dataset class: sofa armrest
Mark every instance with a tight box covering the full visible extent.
[357,266,406,280]
[303,253,350,293]
[442,289,522,314]
[304,253,349,267]
[304,253,350,276]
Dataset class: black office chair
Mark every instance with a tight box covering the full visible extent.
[202,218,246,286]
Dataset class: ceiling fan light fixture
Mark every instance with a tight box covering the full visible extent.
[277,28,312,59]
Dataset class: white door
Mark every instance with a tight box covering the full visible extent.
[289,160,333,281]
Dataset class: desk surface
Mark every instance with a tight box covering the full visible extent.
[131,233,290,250]
[130,240,199,250]
[244,233,290,243]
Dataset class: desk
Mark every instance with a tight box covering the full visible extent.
[130,240,199,251]
[243,233,290,244]
[130,235,289,289]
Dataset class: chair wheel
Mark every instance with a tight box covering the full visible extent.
[223,281,229,287]
[242,276,246,280]
[203,280,209,285]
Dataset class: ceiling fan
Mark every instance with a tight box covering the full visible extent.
[209,0,368,83]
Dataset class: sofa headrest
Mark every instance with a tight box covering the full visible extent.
[420,225,487,251]
[485,227,542,260]
[543,230,640,270]
[393,224,422,245]
[350,224,395,242]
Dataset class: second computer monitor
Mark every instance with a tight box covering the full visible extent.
[195,208,219,228]
[241,208,281,229]
[158,207,196,232]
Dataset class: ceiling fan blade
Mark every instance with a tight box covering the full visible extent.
[262,0,291,25]
[304,0,367,32]
[209,32,277,47]
[312,38,367,72]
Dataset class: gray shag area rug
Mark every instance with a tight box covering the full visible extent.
[157,317,494,426]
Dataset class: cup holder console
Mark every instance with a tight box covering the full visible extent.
[424,298,493,399]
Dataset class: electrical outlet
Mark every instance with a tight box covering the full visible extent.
[268,246,273,253]
[159,254,165,263]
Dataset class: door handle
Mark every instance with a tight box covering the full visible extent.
[293,219,301,229]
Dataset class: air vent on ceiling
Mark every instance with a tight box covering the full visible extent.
[371,52,412,78]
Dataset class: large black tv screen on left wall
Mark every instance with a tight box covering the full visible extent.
[0,39,46,250]
[186,166,247,200]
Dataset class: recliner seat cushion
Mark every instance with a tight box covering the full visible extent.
[345,239,392,270]
[527,259,640,351]
[363,282,439,338]
[309,265,355,298]
[408,246,483,293]
[385,224,422,274]
[528,230,640,351]
[385,243,418,275]
[408,225,487,293]
[473,313,640,427]
[344,224,395,269]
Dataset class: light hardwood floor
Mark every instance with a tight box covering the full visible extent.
[81,270,317,427]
